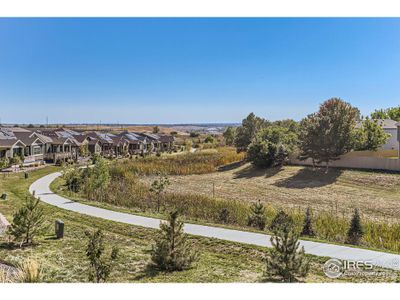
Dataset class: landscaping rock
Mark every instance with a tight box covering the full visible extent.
[0,212,10,235]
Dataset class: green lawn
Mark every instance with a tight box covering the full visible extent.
[0,167,399,282]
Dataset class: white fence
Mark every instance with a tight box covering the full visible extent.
[290,154,400,172]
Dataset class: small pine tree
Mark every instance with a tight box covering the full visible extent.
[85,229,119,283]
[301,207,315,237]
[265,223,310,282]
[346,208,363,245]
[151,210,197,271]
[150,175,170,212]
[269,210,294,233]
[8,196,45,247]
[248,200,266,230]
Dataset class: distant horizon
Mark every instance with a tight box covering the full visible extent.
[0,122,241,126]
[1,18,399,123]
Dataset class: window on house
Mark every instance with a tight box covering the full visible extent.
[33,146,42,155]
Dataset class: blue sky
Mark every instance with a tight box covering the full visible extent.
[0,18,399,124]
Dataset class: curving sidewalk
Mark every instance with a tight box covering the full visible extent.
[30,172,400,271]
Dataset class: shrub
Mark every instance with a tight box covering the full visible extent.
[8,196,45,247]
[150,175,170,212]
[85,229,119,283]
[15,259,43,283]
[10,154,22,166]
[218,208,230,224]
[0,268,11,283]
[151,211,197,271]
[84,157,110,201]
[92,153,102,164]
[204,135,215,144]
[301,207,315,237]
[0,157,9,169]
[265,222,310,282]
[248,200,266,230]
[346,208,363,245]
[269,210,294,233]
[63,165,83,192]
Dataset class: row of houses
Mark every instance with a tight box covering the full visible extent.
[0,127,174,166]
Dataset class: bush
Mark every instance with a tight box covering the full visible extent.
[301,207,315,237]
[15,259,43,283]
[346,208,363,245]
[269,210,294,233]
[151,211,197,271]
[204,135,215,144]
[10,154,22,166]
[0,157,9,169]
[248,200,266,230]
[63,165,84,192]
[218,208,230,224]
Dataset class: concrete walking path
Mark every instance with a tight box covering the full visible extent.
[29,172,400,271]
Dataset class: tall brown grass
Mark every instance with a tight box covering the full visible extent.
[15,259,43,283]
[112,147,245,176]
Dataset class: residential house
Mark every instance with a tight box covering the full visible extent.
[355,119,399,150]
[375,119,399,150]
[110,135,129,157]
[0,128,48,165]
[38,128,82,161]
[140,133,162,153]
[159,135,174,152]
[0,129,26,161]
[117,132,147,155]
[86,132,115,157]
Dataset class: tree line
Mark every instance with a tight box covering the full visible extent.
[224,98,393,171]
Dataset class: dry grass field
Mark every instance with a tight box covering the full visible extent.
[152,163,400,222]
[62,124,182,135]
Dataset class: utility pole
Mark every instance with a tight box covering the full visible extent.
[46,116,49,127]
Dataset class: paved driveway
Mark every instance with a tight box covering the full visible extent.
[30,172,400,271]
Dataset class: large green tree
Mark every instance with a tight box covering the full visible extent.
[222,126,236,146]
[234,113,267,152]
[371,106,400,121]
[247,125,297,168]
[354,118,389,151]
[298,98,360,172]
[298,113,321,168]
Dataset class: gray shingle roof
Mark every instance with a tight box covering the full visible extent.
[356,119,398,129]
